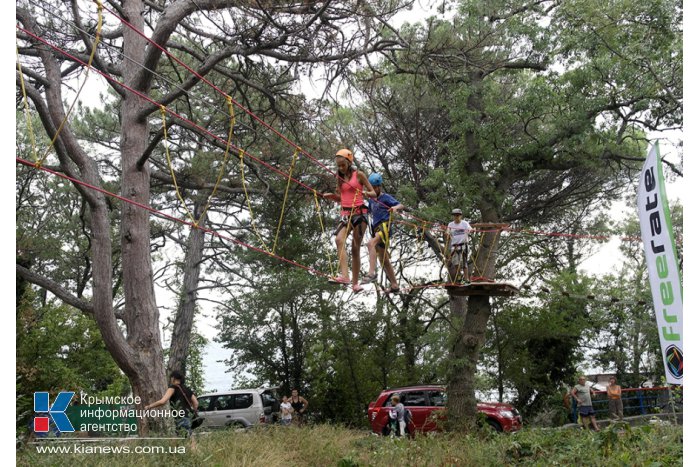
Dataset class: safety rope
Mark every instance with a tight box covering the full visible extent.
[239,148,271,253]
[411,222,426,278]
[37,0,103,168]
[18,157,642,304]
[18,19,663,305]
[443,226,457,283]
[16,20,651,246]
[378,209,394,289]
[313,190,337,277]
[194,96,236,227]
[161,106,196,224]
[97,4,460,235]
[16,156,328,280]
[16,46,39,163]
[466,231,481,279]
[272,147,300,255]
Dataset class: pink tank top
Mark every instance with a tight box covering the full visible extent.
[339,171,364,209]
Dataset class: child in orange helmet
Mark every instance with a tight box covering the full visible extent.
[323,148,376,292]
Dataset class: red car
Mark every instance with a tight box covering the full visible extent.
[367,385,522,434]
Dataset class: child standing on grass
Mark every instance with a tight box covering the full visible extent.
[323,148,376,293]
[389,395,406,437]
[361,173,405,294]
[280,395,293,426]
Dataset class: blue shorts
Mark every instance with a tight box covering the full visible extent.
[579,406,595,416]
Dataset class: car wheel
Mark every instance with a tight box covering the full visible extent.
[487,419,503,432]
[227,421,246,429]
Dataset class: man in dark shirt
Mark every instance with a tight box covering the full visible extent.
[145,370,199,436]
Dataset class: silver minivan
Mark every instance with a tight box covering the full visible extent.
[197,388,279,428]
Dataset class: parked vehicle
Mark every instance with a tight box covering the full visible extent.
[197,388,280,429]
[367,385,522,434]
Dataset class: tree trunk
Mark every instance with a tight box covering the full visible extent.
[493,311,505,403]
[117,0,166,433]
[291,311,304,389]
[446,223,501,431]
[167,208,207,377]
[397,296,418,383]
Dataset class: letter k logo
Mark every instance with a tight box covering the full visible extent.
[34,392,75,432]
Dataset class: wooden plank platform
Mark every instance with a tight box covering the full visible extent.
[445,281,520,297]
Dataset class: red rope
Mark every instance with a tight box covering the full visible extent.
[17,25,654,247]
[16,157,331,280]
[99,5,447,232]
[18,26,321,195]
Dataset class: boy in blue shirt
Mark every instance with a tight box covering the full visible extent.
[362,173,405,294]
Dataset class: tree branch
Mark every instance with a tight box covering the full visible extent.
[17,264,94,315]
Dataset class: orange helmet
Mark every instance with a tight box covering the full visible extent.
[335,148,353,163]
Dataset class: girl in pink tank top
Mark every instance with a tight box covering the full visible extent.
[340,171,366,213]
[322,148,376,292]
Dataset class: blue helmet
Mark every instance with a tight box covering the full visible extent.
[368,173,383,186]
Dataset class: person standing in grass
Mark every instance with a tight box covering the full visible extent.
[280,395,293,426]
[145,370,200,437]
[290,388,309,426]
[607,376,624,421]
[571,376,600,431]
[389,395,407,437]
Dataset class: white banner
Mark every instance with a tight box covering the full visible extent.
[637,142,683,384]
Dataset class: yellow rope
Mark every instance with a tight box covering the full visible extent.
[195,96,235,227]
[443,225,456,283]
[379,209,396,288]
[414,222,427,277]
[16,46,38,164]
[238,148,271,253]
[161,106,196,224]
[379,210,393,279]
[314,190,337,276]
[470,230,487,278]
[271,147,300,254]
[37,0,103,168]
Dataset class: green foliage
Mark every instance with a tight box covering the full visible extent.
[16,288,128,433]
[482,271,597,418]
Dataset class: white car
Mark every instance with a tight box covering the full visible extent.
[197,388,279,428]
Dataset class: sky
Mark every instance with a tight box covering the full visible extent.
[5,0,696,454]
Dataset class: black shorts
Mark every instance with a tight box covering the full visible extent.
[334,206,368,236]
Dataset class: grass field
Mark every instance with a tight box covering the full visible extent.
[17,422,682,466]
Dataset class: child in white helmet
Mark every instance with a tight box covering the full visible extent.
[361,173,405,294]
[444,208,472,283]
